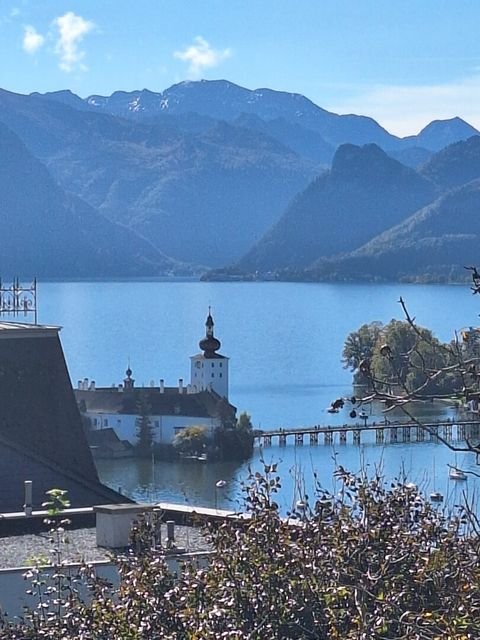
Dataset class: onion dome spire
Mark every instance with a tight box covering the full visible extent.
[124,360,134,389]
[199,307,221,356]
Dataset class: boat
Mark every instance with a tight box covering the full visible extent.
[429,458,444,502]
[449,467,467,481]
[327,407,339,414]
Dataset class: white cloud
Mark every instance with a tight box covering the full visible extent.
[327,73,480,137]
[22,25,44,54]
[174,36,231,78]
[53,11,95,73]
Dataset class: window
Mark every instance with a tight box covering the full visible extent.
[93,418,98,426]
[211,362,214,367]
[154,420,159,428]
[103,418,108,427]
[220,373,223,378]
[211,373,214,378]
[219,362,223,368]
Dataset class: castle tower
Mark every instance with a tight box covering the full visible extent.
[190,309,229,399]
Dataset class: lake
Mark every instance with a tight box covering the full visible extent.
[37,280,480,510]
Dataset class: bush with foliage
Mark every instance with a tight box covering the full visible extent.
[3,466,480,639]
[173,425,209,457]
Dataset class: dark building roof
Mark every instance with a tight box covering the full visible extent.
[0,432,130,513]
[76,387,236,419]
[87,428,133,459]
[0,323,97,480]
[0,322,128,512]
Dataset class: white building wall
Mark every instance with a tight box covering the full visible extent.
[190,355,229,400]
[87,412,219,445]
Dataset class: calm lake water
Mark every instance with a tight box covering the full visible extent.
[37,280,480,510]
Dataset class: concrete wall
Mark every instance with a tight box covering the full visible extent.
[87,412,217,444]
[190,354,229,400]
[0,553,212,621]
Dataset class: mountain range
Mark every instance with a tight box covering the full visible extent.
[237,144,438,272]
[0,122,181,278]
[226,136,480,282]
[1,79,480,280]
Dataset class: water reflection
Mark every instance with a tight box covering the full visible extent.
[96,436,480,515]
[97,456,245,510]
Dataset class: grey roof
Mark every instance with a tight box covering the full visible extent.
[0,322,128,513]
[76,388,235,418]
[0,329,98,480]
[0,321,60,338]
[0,433,130,513]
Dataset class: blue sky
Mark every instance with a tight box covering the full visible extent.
[2,0,480,135]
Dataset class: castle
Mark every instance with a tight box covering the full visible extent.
[75,311,236,446]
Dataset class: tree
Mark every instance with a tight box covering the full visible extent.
[342,321,383,371]
[340,267,480,455]
[214,411,254,460]
[369,319,453,394]
[173,425,208,456]
[342,321,383,385]
[236,411,253,432]
[135,392,154,456]
[4,465,480,639]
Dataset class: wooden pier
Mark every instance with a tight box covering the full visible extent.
[254,420,480,447]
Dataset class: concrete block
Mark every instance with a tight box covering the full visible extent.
[94,503,153,548]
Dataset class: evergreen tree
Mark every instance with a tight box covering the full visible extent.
[135,392,154,456]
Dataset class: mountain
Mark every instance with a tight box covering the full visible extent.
[402,117,479,152]
[309,180,480,282]
[30,89,91,111]
[387,146,433,169]
[37,80,480,160]
[419,135,480,190]
[5,81,480,280]
[0,122,184,278]
[233,113,335,165]
[0,89,316,267]
[236,144,438,272]
[70,80,401,150]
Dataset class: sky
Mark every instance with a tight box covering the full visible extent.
[2,0,480,136]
